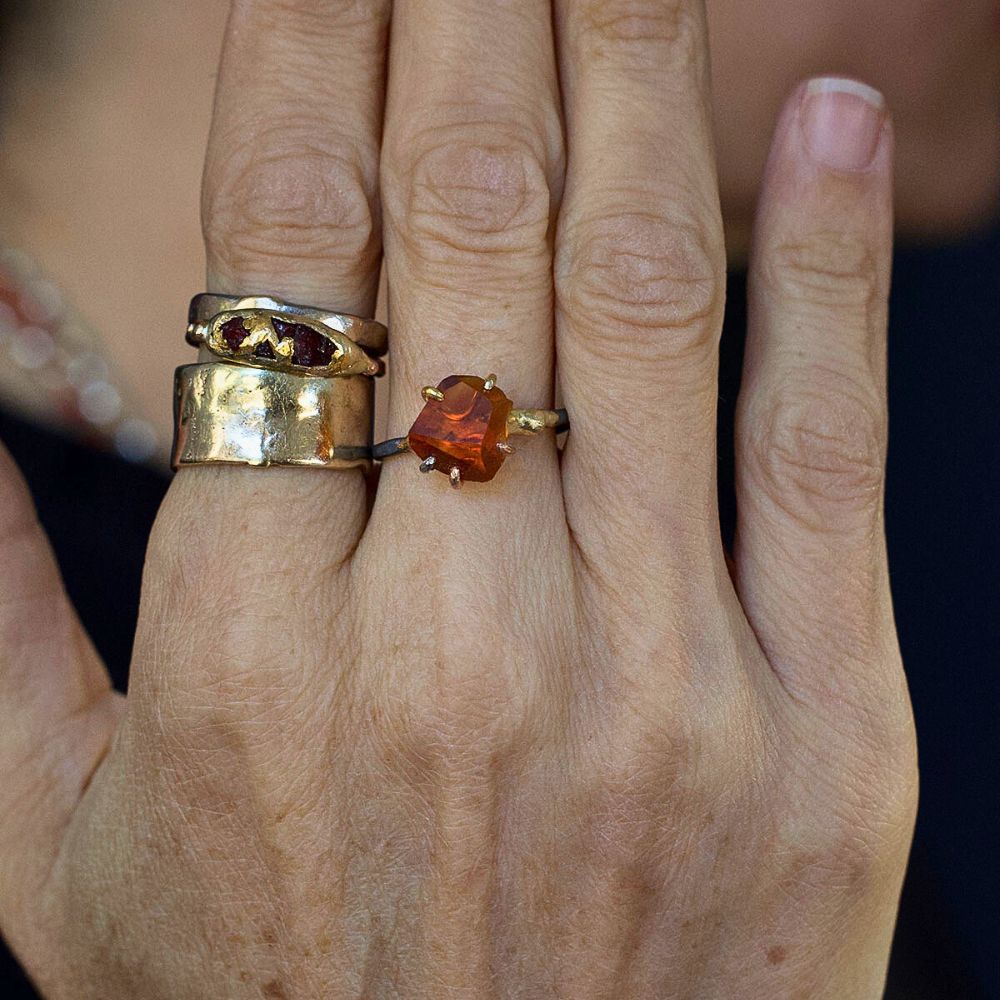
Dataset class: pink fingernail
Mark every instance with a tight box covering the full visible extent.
[800,77,886,171]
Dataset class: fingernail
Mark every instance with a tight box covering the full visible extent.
[800,77,886,171]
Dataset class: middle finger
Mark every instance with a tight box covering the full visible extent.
[375,0,564,513]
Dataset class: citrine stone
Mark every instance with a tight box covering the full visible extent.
[408,375,513,482]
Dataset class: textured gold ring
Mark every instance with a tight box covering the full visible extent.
[186,294,386,378]
[188,294,388,355]
[172,362,373,470]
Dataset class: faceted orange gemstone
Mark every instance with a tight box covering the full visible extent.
[408,375,513,483]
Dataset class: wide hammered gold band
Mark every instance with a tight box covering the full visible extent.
[172,362,373,471]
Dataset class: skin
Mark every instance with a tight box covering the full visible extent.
[0,0,996,446]
[0,1,918,998]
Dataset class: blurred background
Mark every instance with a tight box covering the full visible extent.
[0,1,997,996]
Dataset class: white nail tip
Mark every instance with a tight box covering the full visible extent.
[806,77,885,110]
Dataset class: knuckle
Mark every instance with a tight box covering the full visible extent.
[557,208,723,366]
[384,123,552,263]
[746,374,886,529]
[203,129,377,282]
[783,759,917,901]
[374,650,540,782]
[765,229,882,319]
[575,699,737,868]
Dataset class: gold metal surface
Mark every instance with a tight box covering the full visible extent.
[507,408,561,435]
[187,293,388,356]
[172,363,373,470]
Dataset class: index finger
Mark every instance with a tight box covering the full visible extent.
[134,1,390,701]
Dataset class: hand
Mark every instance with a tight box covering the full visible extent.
[0,2,916,997]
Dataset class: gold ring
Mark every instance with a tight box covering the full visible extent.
[172,362,373,470]
[188,294,388,355]
[186,294,386,377]
[372,374,569,489]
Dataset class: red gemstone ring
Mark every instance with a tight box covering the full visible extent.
[186,293,386,378]
[373,374,569,489]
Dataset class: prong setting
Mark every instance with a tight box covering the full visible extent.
[497,441,515,454]
[483,373,497,391]
[449,466,462,490]
[422,386,445,402]
[419,456,436,473]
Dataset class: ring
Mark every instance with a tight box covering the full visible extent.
[186,294,387,378]
[373,374,569,489]
[172,362,373,470]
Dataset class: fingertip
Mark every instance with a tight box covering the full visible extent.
[799,77,887,173]
[762,76,894,200]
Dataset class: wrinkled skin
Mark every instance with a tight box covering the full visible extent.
[0,2,917,998]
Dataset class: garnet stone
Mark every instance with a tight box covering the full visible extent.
[408,375,513,483]
[220,316,249,351]
[272,318,337,368]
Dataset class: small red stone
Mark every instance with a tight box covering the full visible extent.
[272,318,336,368]
[408,375,513,483]
[220,317,249,351]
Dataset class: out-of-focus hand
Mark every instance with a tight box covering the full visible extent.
[0,2,916,997]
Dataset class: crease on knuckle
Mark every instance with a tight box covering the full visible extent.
[385,125,552,264]
[558,209,723,366]
[576,0,696,55]
[234,0,382,36]
[747,374,885,530]
[765,230,882,320]
[203,131,376,279]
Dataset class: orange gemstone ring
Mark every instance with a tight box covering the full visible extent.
[373,374,569,489]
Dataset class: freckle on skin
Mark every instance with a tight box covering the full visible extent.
[767,945,787,965]
[262,980,287,999]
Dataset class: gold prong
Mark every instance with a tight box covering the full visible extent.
[483,373,498,391]
[274,338,294,358]
[419,456,436,473]
[449,466,462,489]
[422,386,445,402]
[497,441,515,455]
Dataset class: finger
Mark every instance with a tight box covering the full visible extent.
[0,444,123,947]
[734,79,898,703]
[554,0,727,588]
[192,0,391,550]
[130,2,389,705]
[375,0,563,508]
